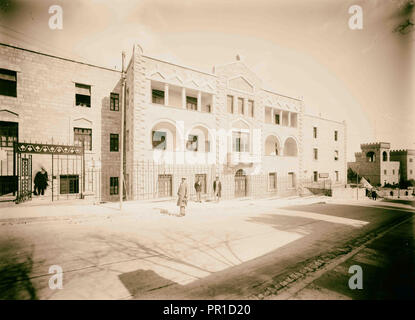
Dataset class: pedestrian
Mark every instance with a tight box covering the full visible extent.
[194,177,202,203]
[213,176,222,202]
[177,177,188,216]
[372,189,377,201]
[34,167,48,196]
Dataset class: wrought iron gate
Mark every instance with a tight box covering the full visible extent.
[16,154,32,203]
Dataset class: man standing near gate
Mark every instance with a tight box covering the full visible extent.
[34,167,48,196]
[194,177,202,203]
[177,177,188,216]
[213,176,222,202]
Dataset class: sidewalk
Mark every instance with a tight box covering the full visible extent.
[0,195,329,222]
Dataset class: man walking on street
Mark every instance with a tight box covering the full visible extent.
[177,177,188,216]
[194,177,202,203]
[213,176,222,202]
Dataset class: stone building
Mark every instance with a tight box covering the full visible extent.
[348,142,400,186]
[0,43,122,201]
[0,42,347,202]
[302,114,347,187]
[390,149,415,182]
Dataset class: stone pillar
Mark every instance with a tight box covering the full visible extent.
[164,83,169,107]
[279,110,283,125]
[244,98,248,116]
[182,87,186,109]
[288,111,291,127]
[197,91,202,111]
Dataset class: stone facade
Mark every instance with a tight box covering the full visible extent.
[302,115,347,186]
[348,142,400,186]
[0,43,121,201]
[124,44,346,201]
[390,149,415,182]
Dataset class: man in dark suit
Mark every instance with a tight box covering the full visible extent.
[194,177,202,203]
[213,176,222,202]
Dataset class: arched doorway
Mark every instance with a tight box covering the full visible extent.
[234,169,247,198]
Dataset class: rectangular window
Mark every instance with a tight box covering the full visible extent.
[248,100,254,117]
[314,148,318,160]
[275,113,280,125]
[269,172,277,190]
[186,135,198,151]
[335,171,339,182]
[313,171,318,182]
[60,175,79,194]
[110,133,119,152]
[410,170,413,174]
[152,131,166,150]
[232,131,249,152]
[384,170,387,175]
[152,89,164,104]
[0,69,17,97]
[74,128,92,151]
[227,95,234,113]
[334,150,339,161]
[110,92,119,111]
[237,98,244,114]
[393,169,395,175]
[0,121,18,147]
[288,172,296,188]
[334,130,338,141]
[195,174,207,194]
[186,96,197,110]
[75,83,91,107]
[110,177,119,195]
[313,127,317,139]
[410,158,413,163]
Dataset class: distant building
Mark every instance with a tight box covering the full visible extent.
[390,149,415,182]
[348,142,400,186]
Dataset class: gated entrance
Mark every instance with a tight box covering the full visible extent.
[14,142,84,203]
[235,169,247,197]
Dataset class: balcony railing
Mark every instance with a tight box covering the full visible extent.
[227,152,260,166]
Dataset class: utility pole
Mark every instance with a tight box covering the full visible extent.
[356,166,359,200]
[119,52,126,210]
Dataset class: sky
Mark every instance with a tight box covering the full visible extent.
[0,0,414,160]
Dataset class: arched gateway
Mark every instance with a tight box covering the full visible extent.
[234,169,247,198]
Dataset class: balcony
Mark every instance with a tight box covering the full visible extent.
[227,152,260,166]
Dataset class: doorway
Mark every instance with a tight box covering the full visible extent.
[234,169,247,198]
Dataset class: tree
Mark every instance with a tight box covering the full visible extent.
[347,168,358,183]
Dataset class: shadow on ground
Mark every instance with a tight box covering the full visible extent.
[0,239,37,299]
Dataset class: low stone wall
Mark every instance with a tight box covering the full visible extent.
[331,187,365,199]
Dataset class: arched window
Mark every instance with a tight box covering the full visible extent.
[265,135,280,156]
[366,151,376,162]
[382,151,388,162]
[283,137,298,157]
[151,121,177,151]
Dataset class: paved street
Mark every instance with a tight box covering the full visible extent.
[0,196,413,300]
